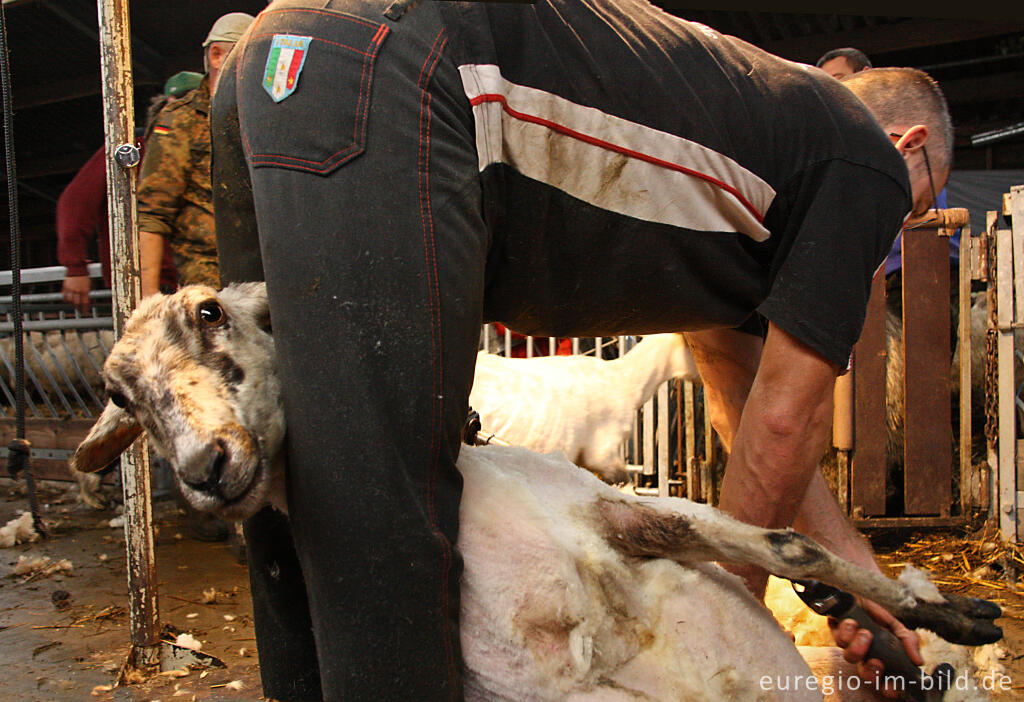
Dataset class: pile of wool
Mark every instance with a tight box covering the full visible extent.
[0,511,38,548]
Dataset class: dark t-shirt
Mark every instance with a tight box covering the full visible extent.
[439,0,911,367]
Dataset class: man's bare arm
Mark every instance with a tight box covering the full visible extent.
[140,231,166,298]
[686,323,922,686]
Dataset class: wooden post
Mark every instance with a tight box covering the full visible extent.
[1008,187,1024,540]
[996,219,1016,541]
[96,0,159,672]
[902,225,952,515]
[959,225,973,514]
[851,272,888,517]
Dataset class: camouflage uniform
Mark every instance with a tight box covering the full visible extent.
[137,75,219,287]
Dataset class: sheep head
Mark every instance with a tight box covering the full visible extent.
[71,283,285,521]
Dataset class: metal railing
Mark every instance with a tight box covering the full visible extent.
[478,325,718,502]
[0,264,114,420]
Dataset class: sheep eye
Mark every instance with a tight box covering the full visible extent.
[108,391,129,408]
[197,300,225,327]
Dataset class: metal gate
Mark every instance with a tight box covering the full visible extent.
[0,264,115,482]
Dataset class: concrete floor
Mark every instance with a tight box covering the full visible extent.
[0,478,262,701]
[4,477,1024,701]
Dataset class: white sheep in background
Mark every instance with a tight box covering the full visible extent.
[470,333,697,483]
[71,283,1004,701]
[0,329,115,508]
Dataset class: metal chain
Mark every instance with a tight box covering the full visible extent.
[0,1,42,534]
[984,227,999,448]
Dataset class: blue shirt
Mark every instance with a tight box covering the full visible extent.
[884,188,961,275]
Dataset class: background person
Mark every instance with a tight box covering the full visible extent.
[137,12,254,299]
[816,46,873,79]
[55,72,202,313]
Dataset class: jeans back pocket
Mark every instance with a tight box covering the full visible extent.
[237,7,389,175]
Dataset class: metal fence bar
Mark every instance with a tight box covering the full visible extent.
[657,381,669,497]
[71,329,108,407]
[0,342,50,417]
[23,335,74,416]
[0,290,111,306]
[0,263,102,287]
[40,330,92,416]
[0,317,114,333]
[684,379,696,499]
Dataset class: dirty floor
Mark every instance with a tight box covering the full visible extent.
[0,478,261,701]
[4,478,1024,700]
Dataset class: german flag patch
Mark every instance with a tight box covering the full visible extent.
[152,124,171,136]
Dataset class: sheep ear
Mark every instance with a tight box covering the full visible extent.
[70,401,143,473]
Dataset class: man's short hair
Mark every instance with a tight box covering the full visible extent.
[840,67,954,174]
[816,47,873,72]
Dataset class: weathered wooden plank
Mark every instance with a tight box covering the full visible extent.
[1015,220,1024,326]
[960,226,974,512]
[997,226,1016,540]
[852,272,888,517]
[902,227,952,515]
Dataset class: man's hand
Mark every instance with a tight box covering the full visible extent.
[62,275,92,314]
[830,598,923,698]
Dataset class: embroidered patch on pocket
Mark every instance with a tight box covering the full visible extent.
[263,34,312,103]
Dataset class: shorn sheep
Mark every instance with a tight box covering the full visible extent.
[470,333,697,483]
[71,283,1003,701]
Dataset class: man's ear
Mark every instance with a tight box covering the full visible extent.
[893,124,929,155]
[70,401,143,474]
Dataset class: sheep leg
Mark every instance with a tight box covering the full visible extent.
[594,497,1002,646]
[73,469,108,510]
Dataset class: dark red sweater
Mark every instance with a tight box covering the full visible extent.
[57,145,178,290]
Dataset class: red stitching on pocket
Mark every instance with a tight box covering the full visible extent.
[250,31,375,57]
[244,14,390,172]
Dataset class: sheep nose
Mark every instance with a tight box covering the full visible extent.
[179,440,227,497]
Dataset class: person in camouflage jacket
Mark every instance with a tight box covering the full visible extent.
[138,12,254,297]
[137,75,218,291]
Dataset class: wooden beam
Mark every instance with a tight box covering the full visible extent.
[39,0,165,80]
[7,150,95,179]
[756,19,1024,64]
[658,2,1024,22]
[14,72,160,110]
[939,70,1024,107]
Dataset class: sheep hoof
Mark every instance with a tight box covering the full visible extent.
[900,594,1003,646]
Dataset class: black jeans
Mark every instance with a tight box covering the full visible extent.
[213,1,484,698]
